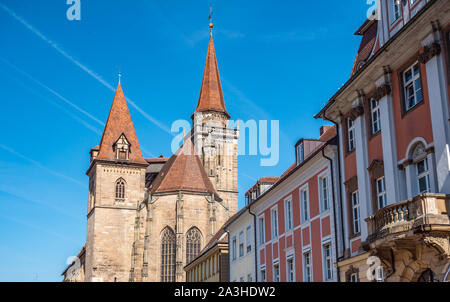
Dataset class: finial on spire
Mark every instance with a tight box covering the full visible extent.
[118,68,122,84]
[209,6,213,36]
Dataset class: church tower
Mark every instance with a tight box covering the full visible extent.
[192,24,239,215]
[84,81,148,282]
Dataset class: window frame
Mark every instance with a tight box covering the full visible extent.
[376,177,387,210]
[239,231,244,258]
[258,215,265,246]
[246,225,252,254]
[416,158,431,194]
[303,250,312,282]
[322,243,333,281]
[286,254,295,282]
[347,118,356,152]
[319,173,330,212]
[273,262,280,282]
[370,98,381,134]
[284,197,293,231]
[351,191,361,235]
[271,207,279,239]
[300,186,310,223]
[232,236,237,261]
[402,62,423,112]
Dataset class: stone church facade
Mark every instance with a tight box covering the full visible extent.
[63,31,239,282]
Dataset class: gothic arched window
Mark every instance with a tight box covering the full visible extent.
[161,227,176,282]
[186,227,202,264]
[115,178,126,201]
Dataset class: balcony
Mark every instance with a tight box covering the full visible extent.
[366,194,450,246]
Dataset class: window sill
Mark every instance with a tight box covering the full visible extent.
[349,233,361,240]
[369,129,381,141]
[402,100,425,118]
[345,149,356,157]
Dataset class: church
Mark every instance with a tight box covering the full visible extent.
[62,24,239,282]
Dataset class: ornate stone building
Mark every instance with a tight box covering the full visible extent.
[63,28,239,282]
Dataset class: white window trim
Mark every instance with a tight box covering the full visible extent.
[318,171,330,213]
[299,184,310,223]
[246,225,252,254]
[376,177,387,209]
[351,191,361,235]
[391,0,402,23]
[239,230,244,258]
[403,62,423,111]
[347,118,356,152]
[271,206,279,239]
[232,236,237,261]
[416,158,431,194]
[273,261,280,282]
[286,253,296,282]
[303,250,313,282]
[260,265,266,282]
[322,242,333,282]
[284,196,293,231]
[258,215,265,246]
[371,98,381,134]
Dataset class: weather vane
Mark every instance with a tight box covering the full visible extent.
[118,68,122,83]
[209,6,213,35]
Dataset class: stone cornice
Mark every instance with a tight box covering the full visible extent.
[418,42,441,64]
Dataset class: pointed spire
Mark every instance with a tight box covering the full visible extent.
[96,82,147,165]
[193,29,230,119]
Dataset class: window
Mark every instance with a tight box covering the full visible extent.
[260,268,266,282]
[114,134,130,160]
[350,273,359,282]
[347,118,356,152]
[303,251,312,282]
[296,143,304,165]
[392,0,401,21]
[161,228,176,282]
[273,263,280,282]
[285,198,293,231]
[300,188,309,223]
[232,236,237,261]
[258,216,265,245]
[186,227,202,265]
[323,244,333,281]
[240,277,244,282]
[115,178,126,201]
[376,177,387,209]
[246,226,252,254]
[351,191,361,234]
[319,175,330,212]
[403,62,423,111]
[247,274,252,282]
[271,208,278,239]
[239,231,244,257]
[417,158,431,193]
[287,256,295,282]
[371,98,381,134]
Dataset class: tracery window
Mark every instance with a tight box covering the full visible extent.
[186,227,202,265]
[161,227,176,282]
[115,178,126,201]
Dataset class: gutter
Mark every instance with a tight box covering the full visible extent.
[248,206,259,282]
[321,110,346,264]
[321,146,340,282]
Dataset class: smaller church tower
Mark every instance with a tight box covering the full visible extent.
[192,23,239,216]
[84,81,148,282]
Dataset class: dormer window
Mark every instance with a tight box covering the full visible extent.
[296,143,304,165]
[114,134,130,160]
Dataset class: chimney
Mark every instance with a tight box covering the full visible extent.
[320,126,332,136]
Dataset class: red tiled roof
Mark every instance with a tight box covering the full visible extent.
[145,157,169,164]
[318,125,337,142]
[96,83,147,165]
[351,20,378,77]
[149,136,220,200]
[194,36,230,118]
[258,177,279,184]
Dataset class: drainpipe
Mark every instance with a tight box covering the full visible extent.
[321,147,341,282]
[321,110,347,260]
[248,206,258,282]
[224,228,231,282]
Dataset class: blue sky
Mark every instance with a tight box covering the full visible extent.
[0,0,369,281]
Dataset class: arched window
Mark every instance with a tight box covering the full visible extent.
[115,178,126,201]
[161,227,176,282]
[410,143,431,194]
[186,227,202,264]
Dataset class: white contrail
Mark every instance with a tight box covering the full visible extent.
[0,58,105,127]
[0,144,86,188]
[0,2,172,135]
[2,70,103,135]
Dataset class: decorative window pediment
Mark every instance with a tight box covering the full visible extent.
[113,134,131,160]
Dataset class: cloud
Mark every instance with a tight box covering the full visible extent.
[0,3,171,135]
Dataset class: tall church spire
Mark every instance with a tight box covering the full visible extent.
[96,82,147,164]
[193,26,230,119]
